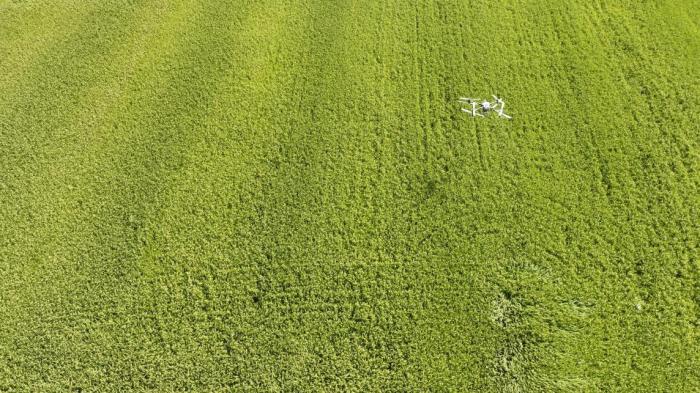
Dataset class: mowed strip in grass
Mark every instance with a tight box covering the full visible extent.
[1,1,698,391]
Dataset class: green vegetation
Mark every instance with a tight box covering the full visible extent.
[1,1,698,391]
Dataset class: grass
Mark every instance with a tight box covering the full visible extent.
[0,0,698,391]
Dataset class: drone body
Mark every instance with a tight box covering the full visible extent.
[458,96,512,120]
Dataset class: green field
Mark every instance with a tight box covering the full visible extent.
[1,1,699,391]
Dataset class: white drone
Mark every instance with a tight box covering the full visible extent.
[458,95,512,120]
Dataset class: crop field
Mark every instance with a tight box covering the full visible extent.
[1,0,699,391]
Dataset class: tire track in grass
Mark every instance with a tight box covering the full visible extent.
[120,2,406,388]
[0,1,254,389]
[1,1,697,390]
[230,2,395,388]
[289,3,425,388]
[388,2,507,390]
[399,3,558,391]
[186,1,440,388]
[252,2,427,388]
[239,1,516,389]
[354,2,545,390]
